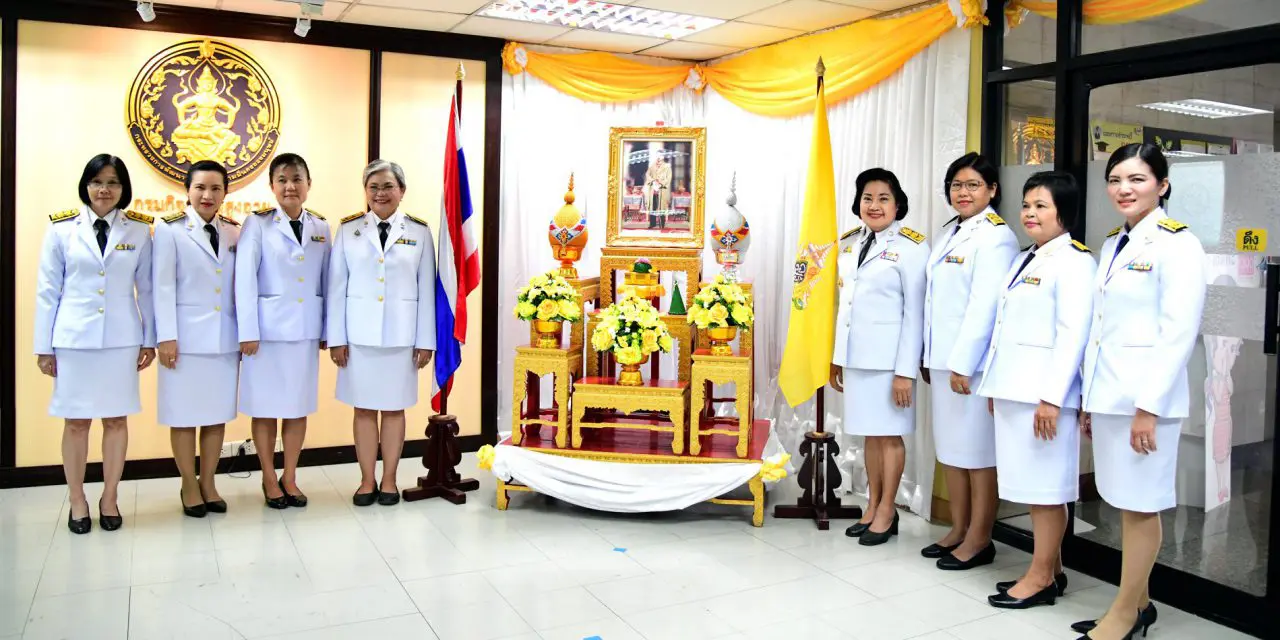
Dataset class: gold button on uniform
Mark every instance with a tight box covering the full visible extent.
[377,295,384,302]
[214,306,221,311]
[97,289,104,295]
[216,268,222,274]
[298,277,305,283]
[98,270,105,276]
[377,277,384,282]
[297,298,304,303]
[298,256,305,262]
[215,287,221,294]
[378,258,384,264]
[97,308,104,314]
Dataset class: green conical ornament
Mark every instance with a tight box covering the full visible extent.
[669,282,687,315]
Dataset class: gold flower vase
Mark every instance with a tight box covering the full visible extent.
[533,320,564,349]
[617,354,650,386]
[705,326,738,356]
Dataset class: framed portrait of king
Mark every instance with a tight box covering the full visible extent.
[606,127,707,249]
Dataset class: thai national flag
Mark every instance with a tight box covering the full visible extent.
[432,91,480,411]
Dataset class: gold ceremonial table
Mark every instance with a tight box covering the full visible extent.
[689,348,753,458]
[571,377,689,455]
[511,345,582,448]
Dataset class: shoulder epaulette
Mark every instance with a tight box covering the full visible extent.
[1071,240,1090,252]
[405,213,429,227]
[898,227,925,244]
[305,208,325,221]
[49,209,79,223]
[218,215,240,227]
[341,212,364,224]
[125,210,154,225]
[252,207,275,216]
[1107,226,1122,238]
[1157,218,1188,233]
[162,212,186,224]
[840,226,862,241]
[985,212,1006,226]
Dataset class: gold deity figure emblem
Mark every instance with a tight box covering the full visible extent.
[126,39,281,188]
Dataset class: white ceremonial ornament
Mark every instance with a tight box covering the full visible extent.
[710,173,751,283]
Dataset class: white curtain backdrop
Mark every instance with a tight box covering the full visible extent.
[497,29,971,520]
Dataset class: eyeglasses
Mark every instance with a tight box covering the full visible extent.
[366,184,400,195]
[89,180,123,190]
[948,181,986,193]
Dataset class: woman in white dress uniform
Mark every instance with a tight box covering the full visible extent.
[153,160,240,518]
[829,168,929,547]
[34,154,156,534]
[328,160,435,507]
[1075,144,1204,640]
[922,152,1019,570]
[976,172,1095,610]
[237,153,330,509]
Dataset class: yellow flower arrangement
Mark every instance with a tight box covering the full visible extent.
[689,275,754,330]
[589,292,673,365]
[513,272,582,322]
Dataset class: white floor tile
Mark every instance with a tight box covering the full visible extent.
[881,585,999,630]
[0,568,40,636]
[622,601,739,639]
[420,599,534,640]
[946,612,1063,640]
[258,614,439,640]
[833,556,949,598]
[24,586,130,640]
[535,613,645,640]
[504,585,615,631]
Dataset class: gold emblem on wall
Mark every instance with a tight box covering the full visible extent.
[126,39,281,189]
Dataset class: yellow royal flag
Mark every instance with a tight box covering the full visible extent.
[779,67,838,408]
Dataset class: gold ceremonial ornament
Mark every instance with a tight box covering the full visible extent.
[709,173,751,283]
[547,173,588,279]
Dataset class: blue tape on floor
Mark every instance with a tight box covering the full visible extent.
[613,547,626,553]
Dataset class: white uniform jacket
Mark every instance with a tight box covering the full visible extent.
[831,222,929,378]
[1082,209,1206,418]
[923,208,1020,375]
[235,207,330,343]
[153,208,240,355]
[976,233,1096,409]
[33,206,156,354]
[326,210,436,350]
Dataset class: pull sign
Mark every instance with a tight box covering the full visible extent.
[1236,228,1267,253]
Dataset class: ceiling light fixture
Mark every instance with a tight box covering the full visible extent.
[293,2,323,38]
[136,1,156,22]
[1138,98,1272,119]
[477,1,724,40]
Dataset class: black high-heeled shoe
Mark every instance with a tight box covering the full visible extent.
[181,490,207,518]
[937,542,996,570]
[859,513,899,546]
[98,498,123,532]
[262,478,289,510]
[998,572,1067,596]
[1077,609,1146,640]
[988,582,1057,609]
[921,541,961,558]
[845,521,871,538]
[200,487,227,514]
[68,504,92,535]
[1072,603,1157,635]
[280,476,308,508]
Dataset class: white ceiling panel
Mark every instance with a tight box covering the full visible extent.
[629,0,788,20]
[546,29,670,54]
[824,0,922,10]
[640,40,739,61]
[739,0,877,31]
[219,0,350,19]
[342,5,467,30]
[682,21,801,48]
[449,15,572,42]
[357,0,490,11]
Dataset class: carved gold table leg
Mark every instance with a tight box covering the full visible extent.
[749,476,765,527]
[736,391,750,458]
[496,479,510,510]
[688,378,704,455]
[511,371,527,445]
[672,396,685,455]
[572,401,586,448]
[554,364,569,448]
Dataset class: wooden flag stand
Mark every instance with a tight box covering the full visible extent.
[402,61,479,505]
[771,390,861,530]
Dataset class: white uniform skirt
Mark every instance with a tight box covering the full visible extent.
[842,368,915,436]
[1091,412,1182,513]
[993,399,1080,505]
[337,345,418,411]
[239,340,320,419]
[930,368,996,469]
[158,352,240,427]
[49,347,141,419]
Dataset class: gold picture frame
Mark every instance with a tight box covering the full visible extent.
[606,127,707,249]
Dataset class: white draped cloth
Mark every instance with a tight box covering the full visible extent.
[497,30,971,520]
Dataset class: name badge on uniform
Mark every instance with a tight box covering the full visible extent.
[842,245,853,254]
[879,251,899,262]
[114,243,136,251]
[395,238,417,246]
[1021,276,1041,286]
[944,255,964,264]
[1126,261,1153,272]
[311,235,326,243]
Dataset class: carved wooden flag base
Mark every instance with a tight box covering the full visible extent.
[771,394,861,530]
[402,414,480,505]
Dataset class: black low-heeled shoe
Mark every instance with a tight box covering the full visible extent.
[845,521,871,538]
[98,498,123,532]
[921,542,961,558]
[859,513,899,546]
[1077,609,1146,640]
[937,542,996,571]
[377,486,400,506]
[68,507,92,535]
[262,478,289,510]
[988,582,1057,609]
[998,572,1067,597]
[1072,602,1157,635]
[353,488,379,507]
[181,491,207,519]
[280,477,308,508]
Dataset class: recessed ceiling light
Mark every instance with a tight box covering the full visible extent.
[1137,99,1272,119]
[477,1,725,40]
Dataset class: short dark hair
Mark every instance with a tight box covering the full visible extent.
[943,152,1001,207]
[269,153,311,182]
[185,160,229,190]
[1105,142,1171,202]
[1022,171,1080,230]
[78,154,133,210]
[853,168,909,221]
